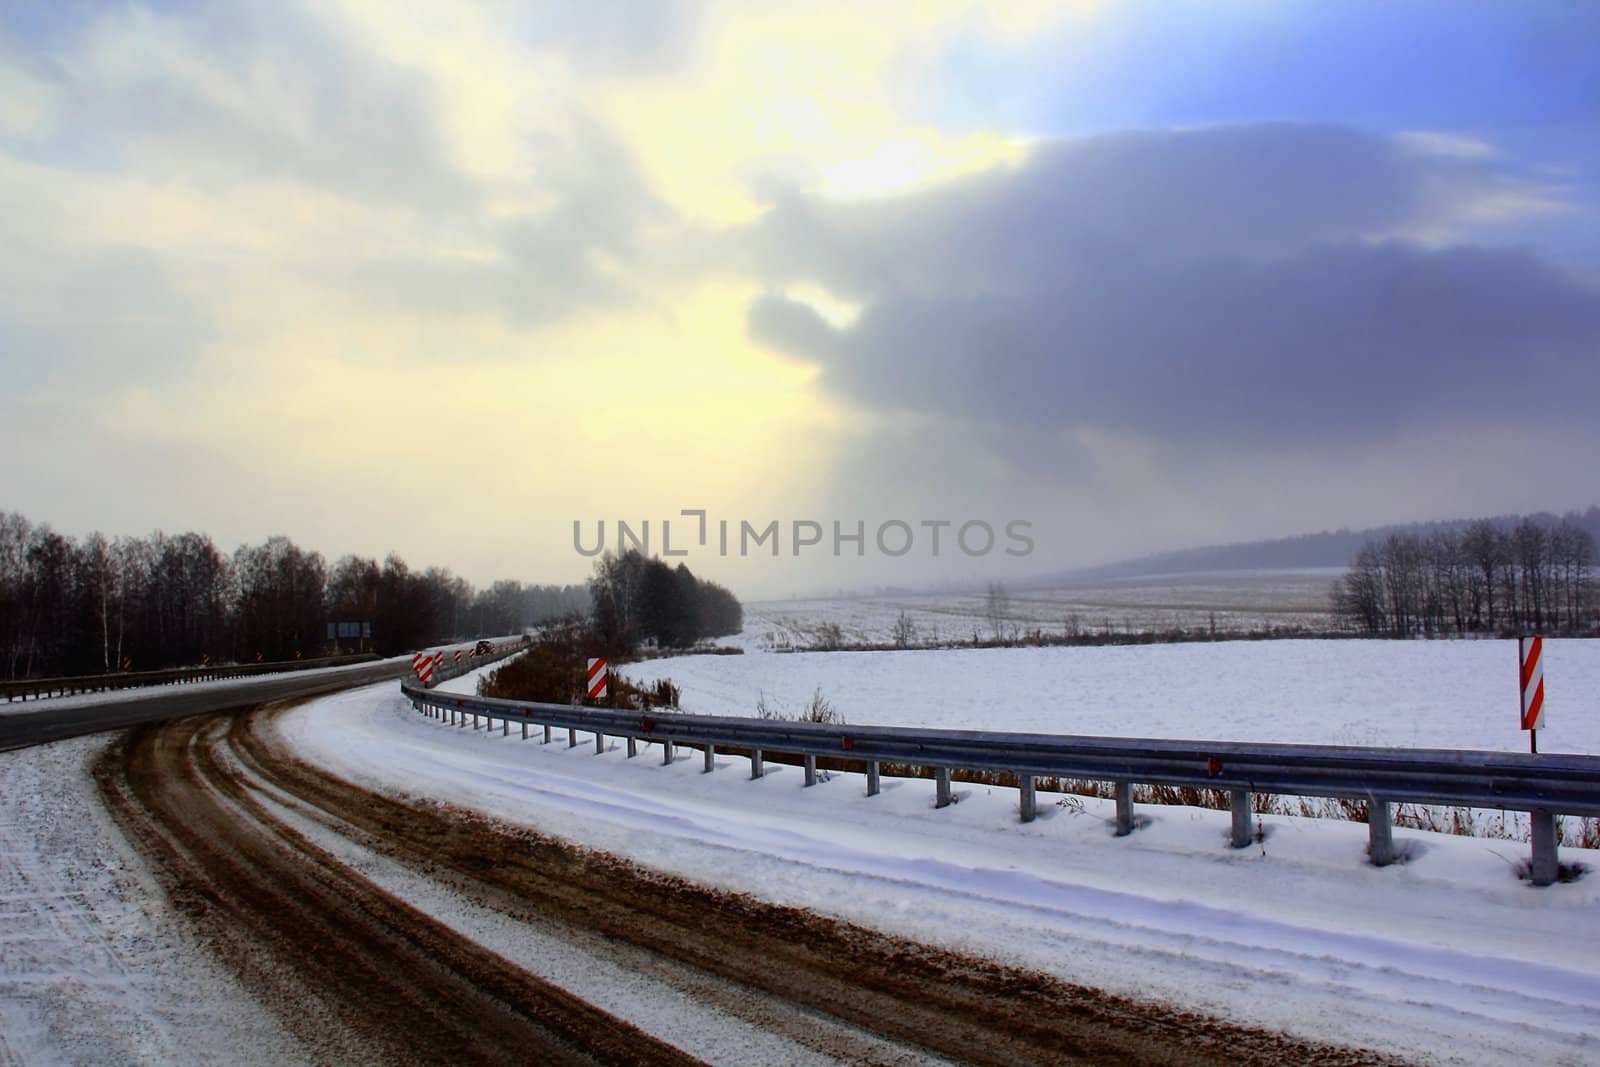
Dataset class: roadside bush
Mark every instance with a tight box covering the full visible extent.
[479,633,679,709]
[755,687,843,724]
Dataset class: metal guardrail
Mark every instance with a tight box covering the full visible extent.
[402,683,1600,887]
[420,638,531,689]
[3,653,383,703]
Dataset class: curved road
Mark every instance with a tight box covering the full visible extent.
[93,700,1395,1066]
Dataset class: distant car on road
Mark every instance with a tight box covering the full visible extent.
[474,640,493,655]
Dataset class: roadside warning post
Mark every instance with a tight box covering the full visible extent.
[1520,634,1545,754]
[586,657,608,701]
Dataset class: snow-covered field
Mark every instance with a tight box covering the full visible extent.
[737,571,1341,650]
[622,638,1600,755]
[282,669,1600,1066]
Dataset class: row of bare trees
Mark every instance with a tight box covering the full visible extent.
[0,509,588,678]
[1332,512,1597,636]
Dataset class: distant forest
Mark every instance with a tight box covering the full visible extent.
[0,509,590,678]
[1331,510,1597,637]
[1056,505,1600,582]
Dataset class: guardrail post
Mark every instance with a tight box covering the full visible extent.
[473,714,480,730]
[1367,799,1395,867]
[1230,789,1253,848]
[663,740,675,765]
[595,732,605,754]
[521,722,528,739]
[804,754,817,787]
[935,767,952,809]
[627,737,637,758]
[568,727,578,748]
[703,744,715,773]
[1019,774,1036,822]
[866,760,879,796]
[543,724,552,744]
[750,749,763,778]
[501,720,508,736]
[1114,781,1134,836]
[1530,809,1559,887]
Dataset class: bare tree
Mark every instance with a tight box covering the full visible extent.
[984,581,1011,642]
[1462,520,1507,631]
[892,610,917,648]
[0,512,31,677]
[1332,542,1385,633]
[1512,519,1550,630]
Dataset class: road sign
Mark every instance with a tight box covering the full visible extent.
[1520,635,1545,752]
[586,657,608,700]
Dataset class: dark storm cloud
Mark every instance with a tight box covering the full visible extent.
[744,124,1600,450]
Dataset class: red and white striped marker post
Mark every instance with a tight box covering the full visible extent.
[453,650,463,665]
[586,657,608,702]
[418,651,443,686]
[1520,634,1545,753]
[411,652,425,676]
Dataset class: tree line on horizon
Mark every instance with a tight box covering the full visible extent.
[1331,510,1597,637]
[0,509,589,678]
[1071,504,1600,581]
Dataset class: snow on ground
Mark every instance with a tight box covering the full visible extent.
[279,669,1600,1067]
[0,735,309,1066]
[621,638,1600,754]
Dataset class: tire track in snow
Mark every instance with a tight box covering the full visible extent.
[96,713,703,1067]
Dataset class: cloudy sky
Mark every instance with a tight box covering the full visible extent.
[2,1,1597,597]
